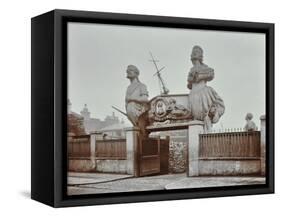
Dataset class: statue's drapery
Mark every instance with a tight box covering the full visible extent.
[187,46,225,131]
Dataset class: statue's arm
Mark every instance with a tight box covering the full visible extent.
[187,70,195,89]
[196,67,214,82]
[127,84,149,104]
[130,94,148,104]
[137,85,149,103]
[136,96,149,103]
[187,68,195,82]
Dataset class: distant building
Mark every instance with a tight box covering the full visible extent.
[68,100,125,135]
[99,120,130,139]
[80,104,121,134]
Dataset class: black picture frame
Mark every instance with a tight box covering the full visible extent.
[31,9,274,207]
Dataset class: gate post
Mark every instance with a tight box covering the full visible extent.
[187,121,204,177]
[260,115,266,176]
[125,127,140,176]
[90,131,102,171]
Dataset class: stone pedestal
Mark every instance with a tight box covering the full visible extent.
[187,121,204,176]
[125,127,140,176]
[260,115,266,176]
[90,131,103,170]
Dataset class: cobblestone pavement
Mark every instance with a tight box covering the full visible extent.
[67,172,266,195]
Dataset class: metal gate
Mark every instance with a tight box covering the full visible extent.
[139,138,160,176]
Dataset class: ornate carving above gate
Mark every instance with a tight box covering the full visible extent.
[147,94,193,131]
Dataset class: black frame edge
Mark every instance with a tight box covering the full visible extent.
[53,9,274,32]
[31,10,55,207]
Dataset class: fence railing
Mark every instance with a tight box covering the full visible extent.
[68,135,91,159]
[199,131,261,159]
[95,139,127,160]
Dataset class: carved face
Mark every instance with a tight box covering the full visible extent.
[190,46,203,65]
[191,59,199,66]
[126,69,137,79]
[245,113,253,121]
[126,65,139,79]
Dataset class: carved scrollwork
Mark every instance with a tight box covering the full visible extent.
[148,96,192,125]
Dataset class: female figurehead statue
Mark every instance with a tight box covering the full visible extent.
[187,45,225,132]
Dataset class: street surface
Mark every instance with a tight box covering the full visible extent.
[68,172,266,195]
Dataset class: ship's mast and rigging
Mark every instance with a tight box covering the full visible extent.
[149,52,169,95]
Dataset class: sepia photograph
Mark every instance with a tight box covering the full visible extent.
[66,21,266,195]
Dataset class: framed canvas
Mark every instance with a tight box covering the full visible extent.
[31,9,274,207]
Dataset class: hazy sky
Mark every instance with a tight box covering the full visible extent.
[67,22,265,130]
